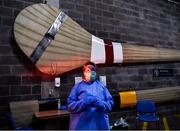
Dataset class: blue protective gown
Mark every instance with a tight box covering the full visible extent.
[67,80,114,130]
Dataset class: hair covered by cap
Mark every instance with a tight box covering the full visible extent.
[83,62,97,72]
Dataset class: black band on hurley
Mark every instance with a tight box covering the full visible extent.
[30,34,53,63]
[30,11,67,64]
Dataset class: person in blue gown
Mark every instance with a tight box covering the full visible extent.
[67,62,114,130]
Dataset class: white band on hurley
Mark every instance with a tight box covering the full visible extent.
[90,35,123,64]
[112,42,123,63]
[91,35,105,64]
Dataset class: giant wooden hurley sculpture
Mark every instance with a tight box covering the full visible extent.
[14,4,180,75]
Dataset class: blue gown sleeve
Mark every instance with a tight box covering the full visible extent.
[95,86,114,112]
[67,83,97,113]
[67,84,87,113]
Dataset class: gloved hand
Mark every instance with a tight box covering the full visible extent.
[93,99,106,111]
[83,94,97,105]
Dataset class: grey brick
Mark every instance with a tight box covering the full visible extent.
[0,97,10,106]
[129,75,144,81]
[22,76,41,85]
[60,2,75,9]
[138,69,148,74]
[104,67,116,74]
[0,25,11,36]
[108,6,119,13]
[117,82,130,89]
[0,45,13,55]
[102,0,113,5]
[0,7,13,17]
[59,92,69,98]
[109,32,121,40]
[0,86,9,96]
[90,8,102,16]
[21,94,41,100]
[111,75,129,82]
[83,14,96,21]
[23,2,34,8]
[103,11,114,18]
[90,22,102,30]
[83,0,95,7]
[120,8,139,17]
[68,10,82,19]
[0,56,21,65]
[102,24,114,32]
[23,0,34,2]
[109,19,119,25]
[175,75,180,80]
[32,85,41,94]
[11,85,31,95]
[77,20,90,28]
[0,0,2,5]
[35,0,43,2]
[97,67,105,74]
[87,29,96,35]
[97,31,108,38]
[96,2,108,10]
[139,81,159,88]
[60,83,74,92]
[76,5,89,12]
[107,82,118,92]
[144,9,159,17]
[4,0,24,9]
[0,66,11,75]
[96,16,110,24]
[60,76,74,83]
[11,65,34,75]
[0,76,21,85]
[2,16,14,26]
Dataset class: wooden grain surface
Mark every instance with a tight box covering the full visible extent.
[14,4,180,75]
[136,86,180,103]
[34,110,69,120]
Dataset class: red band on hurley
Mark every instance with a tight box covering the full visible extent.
[104,39,114,64]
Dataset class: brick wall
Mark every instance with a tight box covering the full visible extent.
[58,0,180,95]
[0,0,43,129]
[0,0,180,129]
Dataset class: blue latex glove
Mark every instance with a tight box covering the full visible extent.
[83,95,97,105]
[93,96,114,112]
[93,99,106,111]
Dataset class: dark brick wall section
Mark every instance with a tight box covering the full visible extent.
[11,85,31,95]
[0,66,11,75]
[0,86,10,96]
[4,0,24,9]
[0,0,42,129]
[0,0,180,129]
[0,76,21,85]
[0,7,13,17]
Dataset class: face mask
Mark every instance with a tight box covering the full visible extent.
[83,65,97,82]
[90,71,97,82]
[84,71,97,82]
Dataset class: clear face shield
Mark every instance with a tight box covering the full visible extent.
[83,65,97,82]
